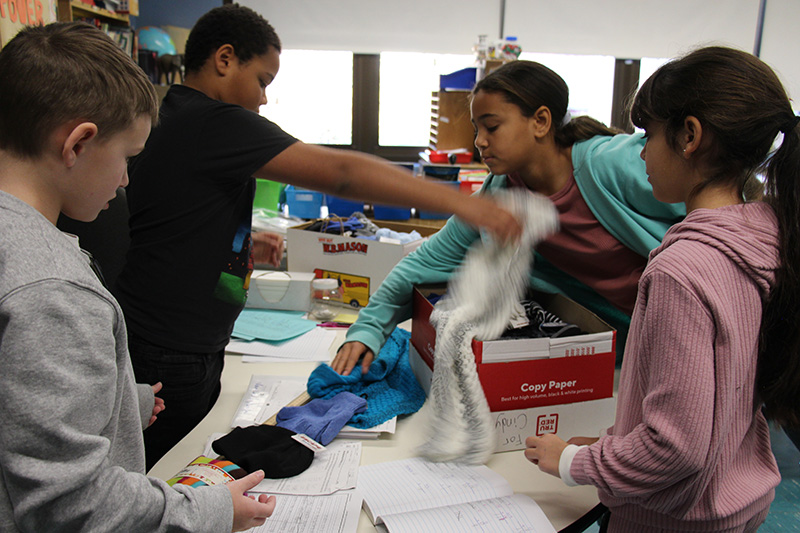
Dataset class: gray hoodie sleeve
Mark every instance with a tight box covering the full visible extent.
[136,383,155,431]
[0,281,233,533]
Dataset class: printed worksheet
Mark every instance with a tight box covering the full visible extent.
[249,441,362,496]
[244,490,362,533]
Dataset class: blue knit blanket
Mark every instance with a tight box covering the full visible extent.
[306,328,425,429]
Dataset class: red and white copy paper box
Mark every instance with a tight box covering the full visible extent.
[410,285,617,412]
[409,341,617,452]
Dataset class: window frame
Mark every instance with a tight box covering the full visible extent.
[338,53,639,161]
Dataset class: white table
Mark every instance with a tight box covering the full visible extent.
[149,329,601,532]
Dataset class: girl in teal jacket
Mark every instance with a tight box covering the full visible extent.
[332,60,685,376]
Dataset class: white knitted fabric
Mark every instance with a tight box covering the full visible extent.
[419,190,559,464]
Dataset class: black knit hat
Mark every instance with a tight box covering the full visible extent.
[212,425,314,478]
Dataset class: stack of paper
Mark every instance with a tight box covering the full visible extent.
[227,327,337,363]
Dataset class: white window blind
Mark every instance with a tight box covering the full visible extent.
[237,0,501,54]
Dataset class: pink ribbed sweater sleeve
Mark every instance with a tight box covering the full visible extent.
[570,237,779,526]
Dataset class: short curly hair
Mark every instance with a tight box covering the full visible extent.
[184,3,281,74]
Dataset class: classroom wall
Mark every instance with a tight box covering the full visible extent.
[134,0,800,106]
[134,0,219,29]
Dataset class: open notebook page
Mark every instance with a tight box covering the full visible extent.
[379,493,556,533]
[359,457,512,524]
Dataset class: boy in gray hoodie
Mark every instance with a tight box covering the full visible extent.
[0,22,274,532]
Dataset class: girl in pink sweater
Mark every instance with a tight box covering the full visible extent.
[525,46,800,532]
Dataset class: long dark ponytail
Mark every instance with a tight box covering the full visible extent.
[472,60,620,148]
[631,46,800,428]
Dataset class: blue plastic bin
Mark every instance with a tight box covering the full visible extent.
[325,195,364,218]
[418,181,460,219]
[285,185,323,219]
[373,205,411,220]
[439,67,477,91]
[422,165,460,181]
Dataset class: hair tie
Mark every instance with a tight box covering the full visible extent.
[561,112,572,127]
[779,115,800,134]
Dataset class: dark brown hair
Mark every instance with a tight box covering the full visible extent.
[632,46,800,428]
[472,60,620,147]
[0,22,158,158]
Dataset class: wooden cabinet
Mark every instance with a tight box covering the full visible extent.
[429,90,475,154]
[57,0,133,57]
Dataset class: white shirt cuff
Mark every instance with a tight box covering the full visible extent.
[559,444,583,486]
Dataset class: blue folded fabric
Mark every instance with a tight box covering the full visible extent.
[307,328,425,429]
[276,391,367,445]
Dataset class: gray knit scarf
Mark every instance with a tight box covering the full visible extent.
[419,189,559,464]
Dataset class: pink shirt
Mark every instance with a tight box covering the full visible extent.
[570,203,780,531]
[507,173,646,314]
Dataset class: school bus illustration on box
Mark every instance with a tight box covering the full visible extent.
[313,269,370,308]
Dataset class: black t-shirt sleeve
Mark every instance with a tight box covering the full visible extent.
[191,102,298,183]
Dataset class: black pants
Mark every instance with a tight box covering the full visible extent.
[129,332,225,471]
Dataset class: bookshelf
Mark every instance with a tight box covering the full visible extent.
[56,0,134,58]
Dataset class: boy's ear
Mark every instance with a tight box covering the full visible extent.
[530,105,553,138]
[682,116,703,158]
[213,44,237,75]
[62,122,99,168]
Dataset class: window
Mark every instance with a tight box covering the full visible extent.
[639,57,670,87]
[261,50,354,145]
[520,52,616,127]
[378,52,474,147]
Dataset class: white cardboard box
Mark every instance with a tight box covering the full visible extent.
[286,221,439,304]
[410,343,616,452]
[245,270,314,312]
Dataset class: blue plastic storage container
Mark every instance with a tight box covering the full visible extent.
[285,185,323,219]
[422,165,460,181]
[325,195,364,218]
[373,205,412,220]
[439,67,477,91]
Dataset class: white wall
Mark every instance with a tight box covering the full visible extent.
[241,0,799,104]
[760,0,800,109]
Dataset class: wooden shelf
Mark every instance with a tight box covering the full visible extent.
[56,0,134,58]
[58,0,130,24]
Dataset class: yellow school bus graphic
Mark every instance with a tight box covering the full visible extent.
[313,269,370,308]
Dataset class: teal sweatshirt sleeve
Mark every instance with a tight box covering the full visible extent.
[344,177,510,355]
[344,215,480,355]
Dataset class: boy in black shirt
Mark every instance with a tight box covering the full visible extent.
[117,4,521,469]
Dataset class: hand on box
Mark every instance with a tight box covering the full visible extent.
[331,341,374,376]
[524,433,568,477]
